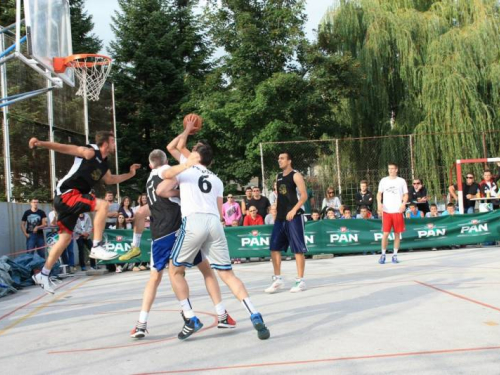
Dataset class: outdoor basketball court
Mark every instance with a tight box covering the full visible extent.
[1,247,499,374]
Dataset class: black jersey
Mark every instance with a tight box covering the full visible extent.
[56,144,109,195]
[146,166,182,240]
[276,170,303,221]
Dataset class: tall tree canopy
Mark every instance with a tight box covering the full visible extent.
[69,0,103,53]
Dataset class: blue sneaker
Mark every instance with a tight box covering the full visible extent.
[392,255,399,264]
[250,313,270,340]
[378,255,386,264]
[178,316,203,340]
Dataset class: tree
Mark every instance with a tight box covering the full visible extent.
[0,0,16,26]
[109,0,211,196]
[69,0,103,53]
[320,0,500,194]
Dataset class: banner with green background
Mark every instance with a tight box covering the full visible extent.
[101,211,500,263]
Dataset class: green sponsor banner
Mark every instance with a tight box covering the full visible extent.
[101,211,500,263]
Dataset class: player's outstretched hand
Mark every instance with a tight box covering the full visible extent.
[29,137,39,149]
[129,164,141,176]
[186,151,201,167]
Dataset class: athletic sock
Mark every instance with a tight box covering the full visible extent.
[241,297,257,315]
[138,311,149,324]
[274,275,283,280]
[180,299,195,319]
[381,249,387,255]
[92,240,101,247]
[214,302,226,316]
[41,267,51,277]
[393,248,399,255]
[132,233,142,247]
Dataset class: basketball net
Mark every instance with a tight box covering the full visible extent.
[69,55,112,101]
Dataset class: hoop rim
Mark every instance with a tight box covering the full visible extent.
[53,54,112,73]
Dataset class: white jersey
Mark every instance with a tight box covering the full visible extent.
[155,165,180,205]
[176,164,223,218]
[378,176,408,213]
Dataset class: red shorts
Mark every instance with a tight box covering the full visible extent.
[54,190,97,234]
[382,212,405,233]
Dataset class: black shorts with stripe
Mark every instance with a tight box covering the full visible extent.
[54,190,96,234]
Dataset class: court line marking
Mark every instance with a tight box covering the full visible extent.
[414,280,500,312]
[0,277,93,337]
[131,345,500,374]
[48,310,218,354]
[0,277,80,322]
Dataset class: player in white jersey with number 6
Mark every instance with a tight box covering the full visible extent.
[159,125,270,341]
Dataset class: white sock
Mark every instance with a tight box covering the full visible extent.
[132,233,142,247]
[241,297,257,315]
[274,275,282,280]
[180,299,195,319]
[138,310,149,323]
[41,267,51,276]
[393,248,399,255]
[92,240,101,247]
[381,249,387,255]
[214,302,226,316]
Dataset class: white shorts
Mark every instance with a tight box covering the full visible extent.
[170,213,232,270]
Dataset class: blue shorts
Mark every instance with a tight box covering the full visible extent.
[270,215,308,254]
[151,231,202,272]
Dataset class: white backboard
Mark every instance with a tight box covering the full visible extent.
[24,0,74,86]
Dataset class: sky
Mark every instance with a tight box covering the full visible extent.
[85,0,335,54]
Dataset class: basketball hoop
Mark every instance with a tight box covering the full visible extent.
[53,54,112,101]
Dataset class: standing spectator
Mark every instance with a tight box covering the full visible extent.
[310,209,321,221]
[119,196,134,229]
[425,204,440,218]
[110,214,127,230]
[355,180,373,213]
[74,213,96,271]
[269,182,278,205]
[105,191,120,229]
[479,170,499,209]
[265,205,277,225]
[47,207,75,272]
[406,203,424,218]
[377,162,408,264]
[21,198,47,258]
[322,187,342,217]
[448,173,480,214]
[325,208,336,220]
[248,186,271,219]
[243,206,264,226]
[356,205,373,219]
[441,203,461,216]
[222,194,242,226]
[241,187,254,216]
[341,207,353,219]
[408,178,430,214]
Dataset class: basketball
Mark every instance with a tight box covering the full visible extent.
[183,113,203,135]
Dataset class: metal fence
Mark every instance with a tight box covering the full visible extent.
[1,31,117,203]
[260,131,500,213]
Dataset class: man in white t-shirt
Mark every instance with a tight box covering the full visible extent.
[377,163,408,264]
[159,128,270,342]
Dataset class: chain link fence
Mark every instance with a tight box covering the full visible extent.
[1,32,116,202]
[260,131,500,213]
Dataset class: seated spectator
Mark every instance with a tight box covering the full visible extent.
[243,206,264,226]
[341,207,353,219]
[479,169,499,209]
[110,214,128,229]
[409,178,430,214]
[325,207,336,220]
[425,203,440,218]
[355,180,373,213]
[322,187,342,217]
[449,173,480,214]
[441,203,461,216]
[222,194,242,226]
[265,204,277,225]
[310,209,321,221]
[356,205,372,219]
[231,220,239,227]
[406,202,424,218]
[248,186,271,219]
[119,196,134,229]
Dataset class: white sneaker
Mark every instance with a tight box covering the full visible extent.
[115,265,123,273]
[32,273,55,294]
[90,245,119,260]
[290,279,306,293]
[264,276,285,293]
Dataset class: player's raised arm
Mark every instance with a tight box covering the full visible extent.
[29,138,95,160]
[166,134,184,162]
[102,164,141,185]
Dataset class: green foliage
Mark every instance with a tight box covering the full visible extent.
[69,0,103,53]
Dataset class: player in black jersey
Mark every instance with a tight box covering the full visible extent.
[29,131,140,294]
[265,152,309,294]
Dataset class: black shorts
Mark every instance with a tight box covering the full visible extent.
[270,215,308,254]
[54,190,96,234]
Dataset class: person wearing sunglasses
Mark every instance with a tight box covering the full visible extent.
[321,187,342,218]
[448,173,480,214]
[408,179,430,214]
[243,206,264,226]
[222,194,242,226]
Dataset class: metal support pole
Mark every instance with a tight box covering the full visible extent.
[15,0,21,53]
[46,72,56,199]
[260,143,266,195]
[456,160,464,214]
[111,83,120,202]
[335,139,342,196]
[1,34,12,201]
[83,84,89,144]
[409,134,415,180]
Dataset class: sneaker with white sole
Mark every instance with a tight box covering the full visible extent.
[290,279,306,293]
[264,276,285,294]
[32,273,55,294]
[130,322,148,339]
[90,243,119,260]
